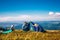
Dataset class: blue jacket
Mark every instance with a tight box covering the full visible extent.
[22,22,30,31]
[33,25,45,32]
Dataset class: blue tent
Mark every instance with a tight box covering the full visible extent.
[2,30,12,34]
[30,22,34,31]
[22,21,45,32]
[0,26,13,34]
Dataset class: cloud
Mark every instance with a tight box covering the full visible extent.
[49,12,60,16]
[49,12,54,16]
[0,14,60,22]
[48,12,60,20]
[0,15,41,22]
[0,15,31,22]
[0,12,60,22]
[55,12,60,16]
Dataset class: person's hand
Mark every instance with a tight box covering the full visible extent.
[29,21,32,23]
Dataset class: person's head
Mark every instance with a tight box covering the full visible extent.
[24,21,28,24]
[11,25,14,28]
[33,24,38,27]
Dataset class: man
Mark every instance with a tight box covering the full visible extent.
[22,22,30,31]
[33,23,45,32]
[33,24,39,32]
[11,25,14,31]
[30,21,45,32]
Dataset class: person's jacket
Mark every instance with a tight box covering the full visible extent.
[22,23,30,31]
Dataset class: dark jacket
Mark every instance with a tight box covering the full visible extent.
[33,25,45,32]
[22,22,30,31]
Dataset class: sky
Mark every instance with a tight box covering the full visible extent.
[0,0,60,22]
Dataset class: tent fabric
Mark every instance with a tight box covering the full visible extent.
[22,22,45,32]
[2,30,12,34]
[30,26,34,31]
[0,27,13,34]
[30,22,34,31]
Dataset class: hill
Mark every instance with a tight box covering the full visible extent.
[0,30,60,40]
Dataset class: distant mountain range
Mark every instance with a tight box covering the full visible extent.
[0,21,60,30]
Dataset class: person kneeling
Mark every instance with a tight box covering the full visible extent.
[33,23,45,32]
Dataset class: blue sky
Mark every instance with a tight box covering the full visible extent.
[0,0,60,22]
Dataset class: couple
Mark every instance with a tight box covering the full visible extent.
[22,21,45,32]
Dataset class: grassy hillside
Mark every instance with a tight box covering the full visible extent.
[0,30,60,40]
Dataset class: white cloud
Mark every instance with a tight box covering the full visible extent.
[49,12,54,16]
[0,15,32,22]
[55,12,60,16]
[48,12,60,20]
[0,12,60,22]
[49,12,60,16]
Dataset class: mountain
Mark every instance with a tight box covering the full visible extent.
[0,21,60,30]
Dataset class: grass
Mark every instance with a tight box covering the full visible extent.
[0,30,60,40]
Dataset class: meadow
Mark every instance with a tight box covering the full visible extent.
[0,30,60,40]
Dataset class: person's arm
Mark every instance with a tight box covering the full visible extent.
[22,24,25,29]
[22,24,27,29]
[30,21,35,25]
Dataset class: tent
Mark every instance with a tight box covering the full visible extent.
[2,30,12,34]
